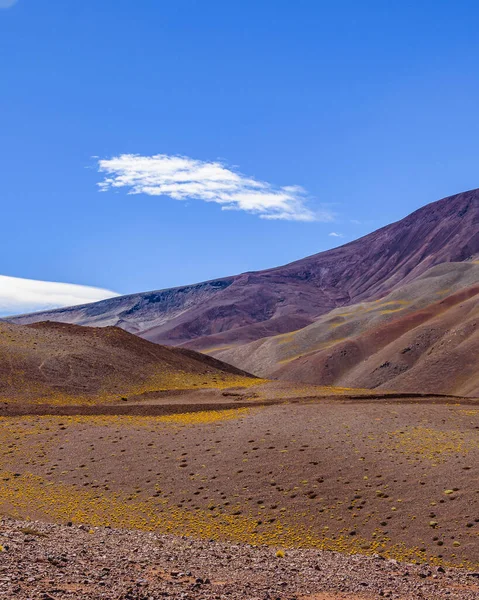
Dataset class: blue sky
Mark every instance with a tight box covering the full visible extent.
[1,0,479,314]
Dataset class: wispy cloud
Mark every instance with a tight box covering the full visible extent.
[0,0,19,8]
[97,154,334,222]
[329,231,344,238]
[0,275,118,317]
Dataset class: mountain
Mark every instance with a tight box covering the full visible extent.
[9,188,479,351]
[213,261,479,396]
[0,321,255,404]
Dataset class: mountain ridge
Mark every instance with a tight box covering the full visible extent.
[9,188,479,350]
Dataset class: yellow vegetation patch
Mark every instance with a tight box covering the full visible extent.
[0,408,255,433]
[330,300,409,319]
[277,339,348,364]
[200,344,236,354]
[0,469,463,567]
[388,426,479,461]
[0,373,267,406]
[154,407,253,425]
[277,330,302,345]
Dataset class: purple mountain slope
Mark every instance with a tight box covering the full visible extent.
[10,189,479,350]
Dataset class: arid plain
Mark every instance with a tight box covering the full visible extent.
[1,386,478,599]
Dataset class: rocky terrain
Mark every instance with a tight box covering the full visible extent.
[1,518,478,600]
[2,189,479,599]
[10,189,479,351]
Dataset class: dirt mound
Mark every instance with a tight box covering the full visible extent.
[0,321,257,404]
[10,188,479,349]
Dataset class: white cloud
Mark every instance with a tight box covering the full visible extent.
[329,231,344,238]
[0,275,119,317]
[97,153,334,223]
[0,0,18,8]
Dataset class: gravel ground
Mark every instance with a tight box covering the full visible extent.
[1,518,478,600]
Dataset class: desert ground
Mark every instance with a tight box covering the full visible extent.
[0,384,478,599]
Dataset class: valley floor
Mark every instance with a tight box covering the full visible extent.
[0,389,478,598]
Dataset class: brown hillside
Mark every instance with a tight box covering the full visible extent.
[0,321,256,404]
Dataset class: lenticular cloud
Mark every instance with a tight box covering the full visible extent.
[0,275,119,317]
[97,153,332,222]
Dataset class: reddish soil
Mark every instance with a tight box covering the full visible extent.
[1,397,477,569]
[0,358,477,599]
[213,261,479,397]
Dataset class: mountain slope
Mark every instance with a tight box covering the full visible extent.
[9,188,479,350]
[212,261,479,396]
[0,321,256,404]
[270,282,479,397]
[212,261,479,377]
